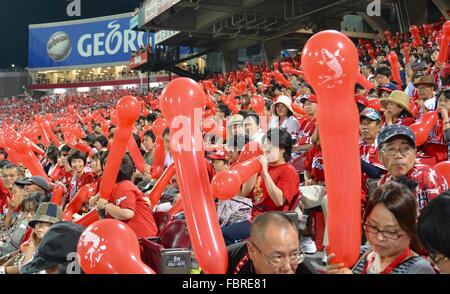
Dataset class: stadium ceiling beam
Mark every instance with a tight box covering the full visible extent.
[194,0,267,30]
[432,0,450,20]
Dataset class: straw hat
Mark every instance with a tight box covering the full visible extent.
[380,90,413,116]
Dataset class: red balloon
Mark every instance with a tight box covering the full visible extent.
[148,164,176,206]
[302,30,361,267]
[211,156,261,200]
[74,209,99,227]
[409,111,438,146]
[388,52,402,89]
[356,73,375,91]
[62,184,97,221]
[77,219,155,274]
[168,197,183,218]
[73,143,93,157]
[403,42,410,64]
[152,118,168,137]
[100,96,141,200]
[237,141,264,163]
[127,135,145,173]
[291,103,307,116]
[35,115,51,147]
[433,161,450,183]
[273,70,292,88]
[50,185,65,206]
[159,77,227,274]
[367,98,382,111]
[14,135,50,181]
[250,95,265,115]
[436,21,450,64]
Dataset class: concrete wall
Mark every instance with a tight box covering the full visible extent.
[0,71,29,97]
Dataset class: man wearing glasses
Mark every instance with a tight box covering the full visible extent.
[226,211,317,274]
[377,125,448,212]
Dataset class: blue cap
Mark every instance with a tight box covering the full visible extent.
[377,125,416,150]
[360,108,381,122]
[377,83,397,93]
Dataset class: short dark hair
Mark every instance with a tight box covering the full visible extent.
[146,113,157,123]
[0,149,8,160]
[84,134,96,146]
[363,182,421,252]
[0,160,11,169]
[144,130,156,142]
[418,191,450,259]
[376,67,391,78]
[46,145,59,164]
[217,104,231,117]
[95,135,108,148]
[21,192,48,211]
[3,163,22,176]
[116,153,135,183]
[59,145,71,156]
[264,128,293,162]
[245,113,260,125]
[67,149,88,167]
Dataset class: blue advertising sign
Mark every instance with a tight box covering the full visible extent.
[28,13,153,69]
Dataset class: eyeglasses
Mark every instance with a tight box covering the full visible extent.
[249,241,304,267]
[2,174,18,179]
[382,145,414,157]
[363,223,403,240]
[428,251,449,265]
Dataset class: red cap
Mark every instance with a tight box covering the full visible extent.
[207,149,229,161]
[355,94,368,106]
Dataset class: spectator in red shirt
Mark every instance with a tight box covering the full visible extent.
[95,154,157,238]
[0,164,22,216]
[66,150,94,205]
[359,108,386,199]
[377,125,448,212]
[221,128,299,245]
[293,94,317,154]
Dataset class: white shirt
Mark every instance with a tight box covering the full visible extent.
[269,116,300,140]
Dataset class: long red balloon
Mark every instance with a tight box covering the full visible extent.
[436,21,450,64]
[127,136,145,173]
[302,30,361,267]
[159,77,227,274]
[211,157,261,200]
[148,163,176,206]
[99,96,141,200]
[50,185,65,206]
[14,135,50,181]
[74,208,99,227]
[62,184,97,221]
[388,52,402,89]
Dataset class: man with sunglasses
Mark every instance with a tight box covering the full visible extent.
[377,125,448,212]
[226,211,317,274]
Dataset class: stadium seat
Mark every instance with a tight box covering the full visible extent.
[153,211,172,234]
[139,220,191,274]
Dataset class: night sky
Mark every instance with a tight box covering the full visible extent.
[0,0,143,68]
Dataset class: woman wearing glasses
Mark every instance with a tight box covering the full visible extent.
[327,182,435,274]
[418,191,450,274]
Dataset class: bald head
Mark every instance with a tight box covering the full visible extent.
[250,212,297,243]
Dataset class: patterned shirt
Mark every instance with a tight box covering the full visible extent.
[378,164,448,212]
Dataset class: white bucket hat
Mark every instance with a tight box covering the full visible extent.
[271,95,294,113]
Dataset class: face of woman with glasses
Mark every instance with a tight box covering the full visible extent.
[365,203,411,258]
[248,224,301,274]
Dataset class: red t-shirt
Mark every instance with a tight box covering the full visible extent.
[302,146,325,182]
[250,163,299,220]
[0,181,10,215]
[108,180,158,238]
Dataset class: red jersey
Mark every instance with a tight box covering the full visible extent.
[418,118,448,164]
[108,180,157,238]
[378,164,448,212]
[296,117,316,146]
[360,141,386,201]
[250,163,299,220]
[303,146,325,182]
